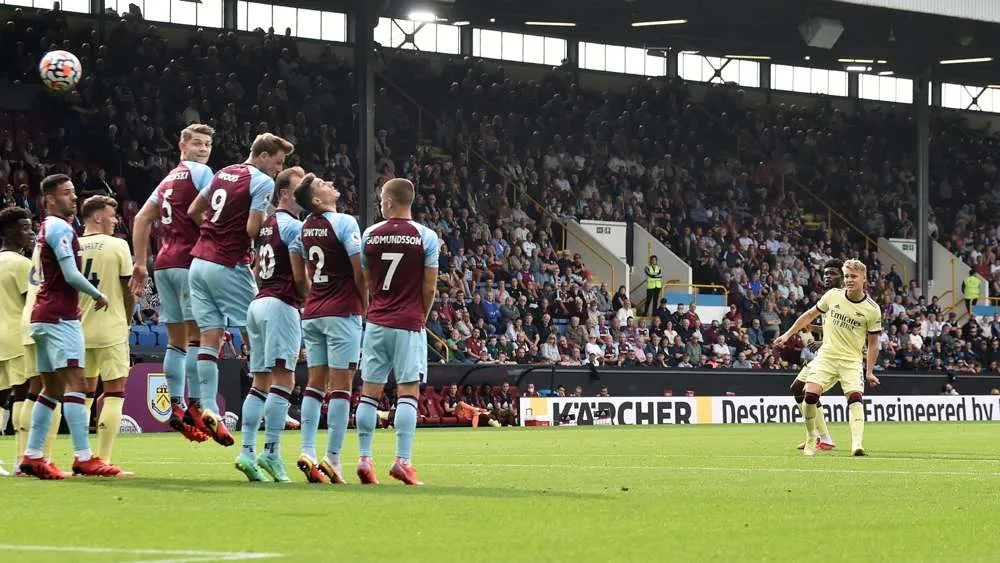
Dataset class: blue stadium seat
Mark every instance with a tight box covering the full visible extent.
[151,325,168,346]
[136,331,157,347]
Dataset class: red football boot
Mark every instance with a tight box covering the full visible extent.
[170,404,209,442]
[201,411,234,447]
[72,456,132,477]
[356,457,380,485]
[296,454,327,484]
[817,441,836,451]
[19,455,65,480]
[389,458,423,486]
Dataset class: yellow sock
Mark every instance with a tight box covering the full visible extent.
[797,402,811,441]
[43,403,61,461]
[12,401,25,458]
[85,396,95,420]
[815,403,831,440]
[803,402,818,439]
[97,396,124,463]
[849,401,865,445]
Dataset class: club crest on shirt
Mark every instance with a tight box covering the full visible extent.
[147,373,171,423]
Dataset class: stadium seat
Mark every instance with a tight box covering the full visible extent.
[151,325,168,346]
[136,331,157,347]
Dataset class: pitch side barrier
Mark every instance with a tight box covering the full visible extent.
[518,395,1000,426]
[118,362,999,431]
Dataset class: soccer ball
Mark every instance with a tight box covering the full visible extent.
[38,50,82,91]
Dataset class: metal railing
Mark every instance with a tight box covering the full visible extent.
[427,329,450,362]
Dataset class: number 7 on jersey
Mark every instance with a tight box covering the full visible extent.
[381,252,403,291]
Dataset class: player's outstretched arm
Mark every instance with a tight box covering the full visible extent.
[773,306,822,348]
[58,255,107,310]
[130,200,158,296]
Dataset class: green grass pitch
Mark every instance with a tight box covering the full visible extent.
[2,423,999,562]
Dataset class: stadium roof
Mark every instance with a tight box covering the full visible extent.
[290,0,1000,87]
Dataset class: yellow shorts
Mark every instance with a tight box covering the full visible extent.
[795,362,837,393]
[0,356,28,389]
[22,344,37,381]
[806,356,864,396]
[85,342,131,382]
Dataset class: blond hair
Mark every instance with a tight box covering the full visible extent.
[81,195,118,220]
[250,133,295,158]
[180,123,215,142]
[381,178,415,206]
[842,259,867,277]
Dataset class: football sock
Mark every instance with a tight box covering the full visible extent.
[98,393,124,463]
[394,395,419,463]
[63,392,93,461]
[24,395,56,457]
[240,388,266,456]
[849,401,865,445]
[325,390,351,466]
[43,401,61,461]
[12,400,24,458]
[264,385,291,457]
[815,402,832,442]
[356,396,379,458]
[299,387,324,461]
[197,347,220,414]
[164,345,187,407]
[796,401,811,440]
[186,341,201,406]
[0,406,7,435]
[803,402,819,441]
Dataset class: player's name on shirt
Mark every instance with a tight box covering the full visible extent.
[163,170,191,182]
[366,234,424,246]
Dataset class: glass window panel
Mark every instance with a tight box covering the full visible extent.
[236,1,248,31]
[678,53,698,81]
[522,34,544,64]
[391,19,414,48]
[198,0,223,28]
[246,2,272,32]
[543,37,565,66]
[624,47,644,75]
[436,23,460,54]
[829,70,848,96]
[143,0,170,23]
[791,66,810,91]
[373,17,392,47]
[603,44,624,74]
[272,4,296,35]
[59,0,89,12]
[295,9,321,39]
[413,22,436,52]
[3,0,35,7]
[170,0,197,25]
[475,29,502,59]
[321,12,347,42]
[501,32,523,62]
[771,64,791,91]
[581,42,604,71]
[644,53,665,76]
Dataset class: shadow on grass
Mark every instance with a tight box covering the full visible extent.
[71,477,611,500]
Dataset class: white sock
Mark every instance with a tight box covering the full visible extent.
[75,448,93,462]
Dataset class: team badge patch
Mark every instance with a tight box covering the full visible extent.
[147,373,171,423]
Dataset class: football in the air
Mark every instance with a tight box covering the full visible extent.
[38,50,83,91]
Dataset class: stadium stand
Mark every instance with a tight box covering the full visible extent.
[0,5,998,387]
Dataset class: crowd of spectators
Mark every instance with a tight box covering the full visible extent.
[2,6,1000,375]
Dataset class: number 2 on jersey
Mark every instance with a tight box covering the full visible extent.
[309,246,328,283]
[209,189,227,223]
[380,252,403,291]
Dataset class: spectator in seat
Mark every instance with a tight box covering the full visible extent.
[564,315,588,349]
[760,302,782,342]
[747,318,766,349]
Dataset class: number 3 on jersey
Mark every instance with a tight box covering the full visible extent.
[380,252,402,291]
[209,189,227,223]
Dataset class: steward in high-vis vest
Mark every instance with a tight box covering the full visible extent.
[644,255,662,317]
[963,269,982,316]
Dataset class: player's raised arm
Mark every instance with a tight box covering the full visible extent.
[421,228,440,322]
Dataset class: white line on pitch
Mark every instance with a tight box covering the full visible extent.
[0,544,282,562]
[417,462,1000,478]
